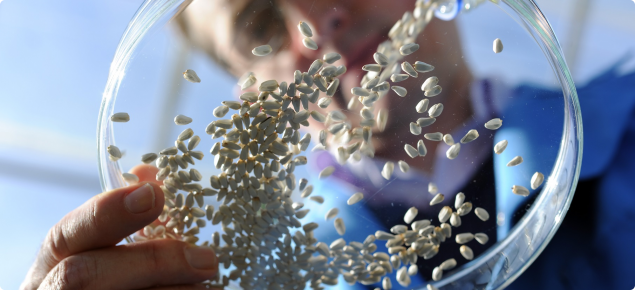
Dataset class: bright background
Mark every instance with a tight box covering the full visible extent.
[1,0,634,289]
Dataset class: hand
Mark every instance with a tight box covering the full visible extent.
[20,164,218,290]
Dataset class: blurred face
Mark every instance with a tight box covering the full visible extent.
[180,0,471,165]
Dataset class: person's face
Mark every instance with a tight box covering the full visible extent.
[181,0,467,155]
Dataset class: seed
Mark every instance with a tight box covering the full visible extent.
[375,230,395,240]
[334,218,346,235]
[362,64,382,72]
[373,52,389,66]
[460,129,479,144]
[428,182,438,194]
[240,74,257,90]
[308,59,324,76]
[122,173,139,184]
[427,285,439,290]
[459,245,474,260]
[446,143,461,160]
[410,122,422,135]
[213,105,229,118]
[493,38,503,53]
[425,85,442,97]
[404,144,418,158]
[401,61,418,78]
[297,21,313,37]
[319,166,335,179]
[323,52,341,64]
[399,43,420,55]
[475,233,489,244]
[428,103,444,118]
[351,87,370,97]
[474,207,489,221]
[325,208,339,220]
[252,44,272,56]
[110,112,130,122]
[512,185,530,196]
[326,78,339,96]
[382,277,392,290]
[382,161,395,180]
[414,61,434,73]
[438,206,452,223]
[183,69,201,83]
[531,172,544,189]
[485,118,502,130]
[107,145,122,160]
[455,192,465,209]
[414,140,426,157]
[174,114,192,125]
[391,74,409,82]
[141,153,158,164]
[507,156,523,167]
[424,132,443,141]
[259,79,279,91]
[494,140,508,154]
[348,192,364,205]
[404,207,418,224]
[372,81,390,92]
[417,117,436,128]
[309,196,324,204]
[377,109,388,132]
[450,212,461,227]
[421,76,438,91]
[416,99,429,113]
[431,266,442,281]
[392,86,407,97]
[443,134,454,145]
[361,107,374,120]
[303,37,318,50]
[430,193,444,205]
[455,233,474,244]
[398,161,409,173]
[318,97,332,108]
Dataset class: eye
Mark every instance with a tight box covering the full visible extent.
[233,0,290,58]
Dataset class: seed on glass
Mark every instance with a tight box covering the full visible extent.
[474,207,489,221]
[440,258,457,271]
[512,185,530,196]
[416,99,429,113]
[485,118,502,130]
[424,132,443,141]
[507,156,523,167]
[183,69,201,83]
[531,172,544,189]
[475,233,489,244]
[334,218,346,235]
[362,64,382,72]
[438,206,452,223]
[460,245,474,260]
[428,182,438,194]
[446,143,461,160]
[443,134,454,145]
[431,266,442,281]
[430,193,444,205]
[391,74,409,82]
[414,61,434,73]
[455,192,465,209]
[325,208,339,220]
[421,76,438,92]
[297,21,313,37]
[493,38,503,53]
[382,161,395,180]
[240,74,257,90]
[110,112,130,122]
[404,207,418,224]
[404,144,418,158]
[410,122,422,135]
[323,52,341,64]
[303,37,318,50]
[398,160,410,173]
[455,233,474,244]
[252,44,272,56]
[122,173,139,184]
[392,86,407,97]
[450,212,461,227]
[319,166,335,179]
[425,85,442,97]
[213,105,229,118]
[401,61,418,78]
[141,153,158,164]
[107,145,122,160]
[399,43,420,55]
[494,140,508,154]
[348,192,364,205]
[174,114,192,125]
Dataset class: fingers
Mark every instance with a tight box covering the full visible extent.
[130,164,162,185]
[38,239,218,290]
[22,182,165,290]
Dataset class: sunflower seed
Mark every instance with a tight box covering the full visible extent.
[432,266,442,281]
[319,166,335,179]
[110,112,130,122]
[308,59,324,75]
[494,140,508,154]
[416,99,429,113]
[398,161,410,173]
[507,156,523,167]
[326,78,339,96]
[485,118,502,130]
[430,193,444,205]
[122,173,139,184]
[474,233,489,244]
[421,76,438,92]
[392,86,407,97]
[382,161,395,180]
[107,145,122,160]
[259,79,279,91]
[427,285,439,290]
[459,245,474,260]
[334,218,346,235]
[325,208,339,220]
[428,182,438,194]
[440,258,456,271]
[404,144,418,158]
[252,44,272,56]
[303,37,318,50]
[213,105,229,118]
[417,117,436,128]
[401,62,418,77]
[455,192,465,209]
[446,143,461,160]
[399,43,419,55]
[424,132,443,141]
[174,114,192,125]
[493,38,503,53]
[297,21,313,37]
[443,134,454,145]
[531,172,544,189]
[183,69,201,83]
[474,207,489,221]
[455,233,474,244]
[391,74,409,82]
[414,61,434,73]
[425,85,442,97]
[240,74,257,90]
[323,52,341,64]
[141,153,158,164]
[373,52,389,66]
[375,230,395,240]
[382,277,392,290]
[512,185,530,196]
[404,207,418,224]
[438,206,452,223]
[348,193,364,205]
[378,109,388,132]
[362,64,382,72]
[410,122,422,135]
[450,212,461,227]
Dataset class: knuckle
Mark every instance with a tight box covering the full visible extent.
[44,224,71,267]
[52,255,97,290]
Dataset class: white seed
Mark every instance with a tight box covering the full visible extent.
[240,74,257,90]
[404,207,418,224]
[417,117,436,128]
[310,110,326,123]
[399,43,420,55]
[430,193,444,205]
[107,145,122,160]
[512,185,530,196]
[457,202,472,216]
[421,76,438,92]
[303,37,318,50]
[259,79,279,91]
[382,277,392,290]
[325,208,339,220]
[174,114,192,125]
[408,265,418,276]
[310,196,324,204]
[425,132,443,141]
[404,144,418,158]
[382,161,395,180]
[377,109,388,132]
[494,140,508,154]
[455,233,474,244]
[122,173,139,184]
[252,44,272,56]
[475,233,489,244]
[401,61,418,77]
[493,38,503,53]
[485,118,503,130]
[455,192,465,209]
[507,156,523,167]
[438,206,452,223]
[392,86,407,97]
[318,97,332,108]
[348,193,363,205]
[460,129,479,143]
[213,105,229,118]
[362,64,381,72]
[334,218,346,235]
[416,139,427,157]
[351,87,370,97]
[531,172,544,189]
[373,52,389,66]
[410,122,422,135]
[443,134,454,145]
[428,103,444,118]
[440,258,457,271]
[432,266,442,281]
[297,21,313,37]
[416,99,429,113]
[110,112,130,122]
[323,52,341,64]
[474,207,490,221]
[427,285,440,290]
[460,245,474,260]
[375,230,394,240]
[450,212,461,227]
[414,61,434,73]
[425,85,442,97]
[446,143,461,160]
[391,74,409,82]
[319,166,335,179]
[183,69,201,83]
[428,182,438,195]
[360,107,374,120]
[398,161,410,173]
[326,78,339,96]
[141,153,158,164]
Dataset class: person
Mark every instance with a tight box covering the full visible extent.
[21,0,635,289]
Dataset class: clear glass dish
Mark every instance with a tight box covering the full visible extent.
[98,0,582,289]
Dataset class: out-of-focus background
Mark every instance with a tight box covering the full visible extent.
[0,0,634,289]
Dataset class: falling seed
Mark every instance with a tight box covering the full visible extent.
[427,285,440,290]
[421,76,439,92]
[431,266,443,281]
[141,153,158,164]
[323,52,341,64]
[414,61,435,73]
[417,117,436,128]
[446,143,461,160]
[110,112,130,122]
[347,193,364,205]
[512,185,530,196]
[252,44,273,56]
[325,208,339,220]
[450,212,462,227]
[455,233,474,244]
[425,132,443,141]
[416,140,427,157]
[494,140,508,154]
[428,182,438,194]
[455,192,465,209]
[485,118,502,130]
[401,61,418,77]
[410,122,422,135]
[303,37,318,50]
[373,52,389,66]
[404,207,418,224]
[382,277,392,290]
[531,172,544,189]
[334,218,346,235]
[430,193,444,205]
[404,144,418,158]
[440,258,457,271]
[399,43,420,55]
[416,99,429,113]
[174,114,192,125]
[425,85,442,97]
[183,69,201,83]
[240,74,257,90]
[460,129,479,143]
[319,166,335,179]
[378,109,388,132]
[507,156,523,167]
[457,202,473,216]
[310,196,325,204]
[398,161,410,173]
[213,105,229,118]
[460,245,474,260]
[474,207,490,221]
[107,145,122,160]
[382,161,395,180]
[362,64,382,72]
[443,134,454,145]
[392,86,408,97]
[475,233,489,244]
[297,21,313,37]
[438,206,452,223]
[493,38,503,53]
[122,173,139,184]
[391,74,409,82]
[428,104,444,118]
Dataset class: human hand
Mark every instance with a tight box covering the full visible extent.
[20,164,218,290]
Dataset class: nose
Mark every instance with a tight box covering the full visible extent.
[285,1,351,45]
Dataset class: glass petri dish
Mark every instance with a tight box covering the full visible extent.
[98,0,582,289]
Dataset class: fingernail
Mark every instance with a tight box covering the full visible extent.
[124,183,155,214]
[184,246,217,270]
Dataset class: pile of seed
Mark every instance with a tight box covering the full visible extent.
[108,0,544,288]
